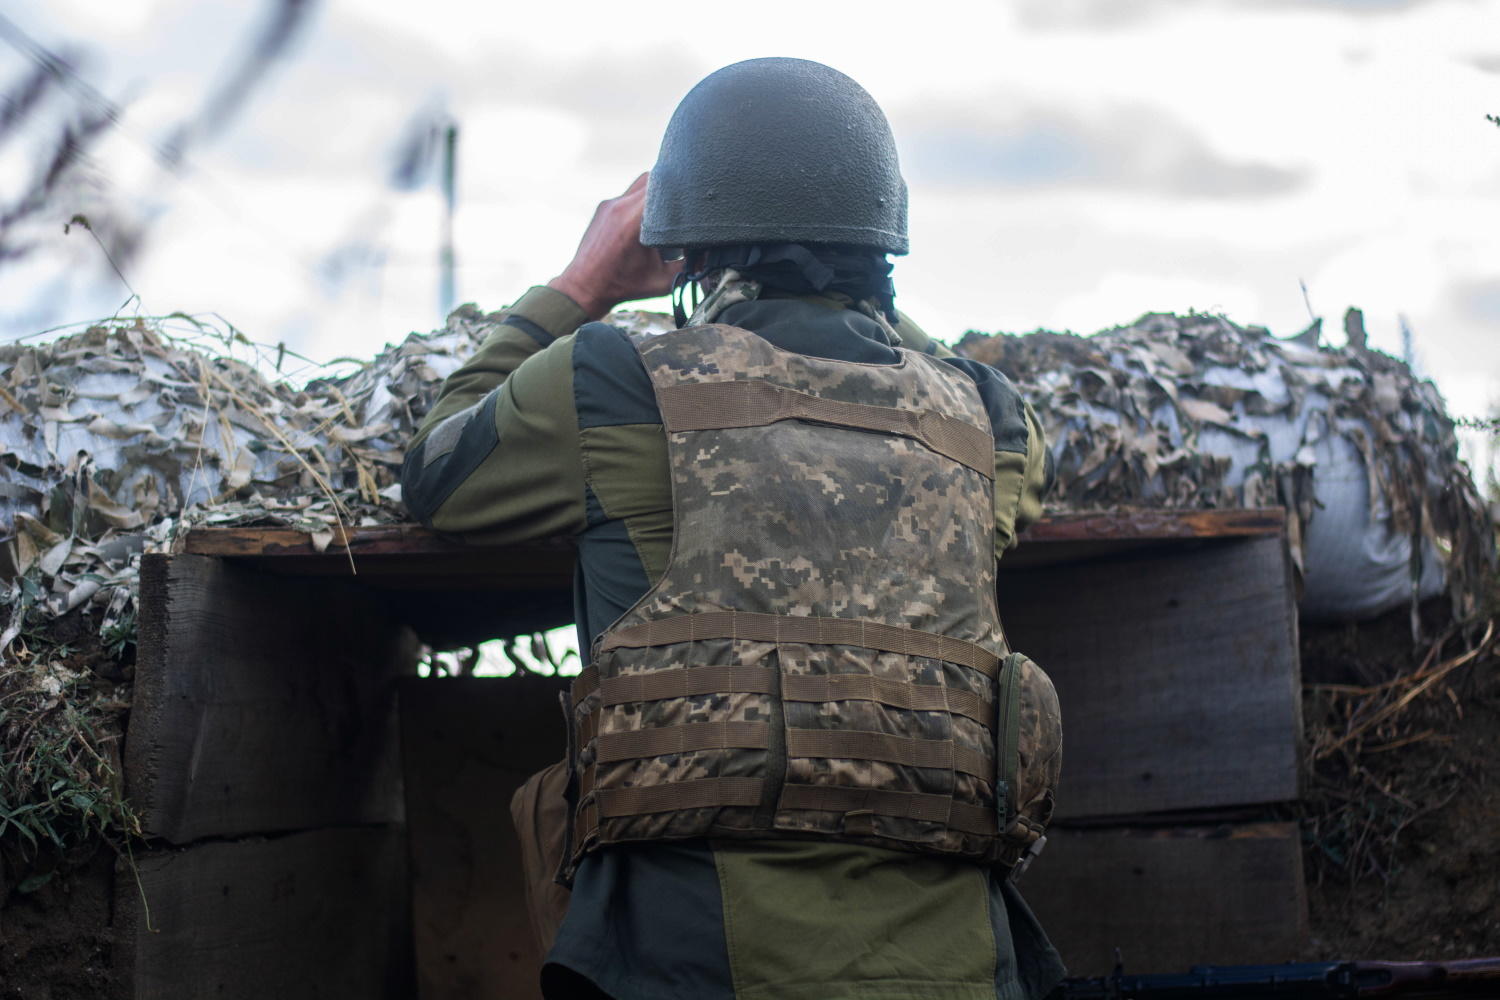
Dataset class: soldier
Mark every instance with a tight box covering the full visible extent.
[403,57,1063,1000]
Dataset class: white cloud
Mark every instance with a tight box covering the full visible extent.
[898,99,1308,197]
[0,0,1495,442]
[1052,272,1265,333]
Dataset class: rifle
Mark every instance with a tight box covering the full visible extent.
[1054,958,1500,998]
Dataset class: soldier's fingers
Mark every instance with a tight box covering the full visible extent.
[621,172,650,197]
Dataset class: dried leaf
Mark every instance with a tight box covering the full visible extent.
[1177,397,1233,425]
[37,538,71,577]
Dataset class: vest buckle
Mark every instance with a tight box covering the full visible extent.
[1007,834,1047,884]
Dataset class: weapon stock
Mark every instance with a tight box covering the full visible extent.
[1053,958,1500,999]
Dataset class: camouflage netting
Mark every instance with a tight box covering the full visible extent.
[957,311,1494,624]
[1,305,1492,658]
[0,307,676,661]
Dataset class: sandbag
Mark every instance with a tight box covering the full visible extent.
[960,313,1491,623]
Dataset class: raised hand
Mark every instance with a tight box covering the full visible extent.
[548,173,684,321]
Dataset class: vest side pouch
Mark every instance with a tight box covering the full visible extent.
[997,651,1062,878]
[996,653,1023,826]
[509,758,573,955]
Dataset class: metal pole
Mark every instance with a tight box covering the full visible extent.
[439,122,458,318]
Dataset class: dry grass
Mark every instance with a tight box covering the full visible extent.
[1298,590,1498,902]
[0,598,138,864]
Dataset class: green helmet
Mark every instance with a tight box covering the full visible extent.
[641,58,909,256]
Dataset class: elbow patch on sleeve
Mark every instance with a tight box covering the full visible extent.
[400,391,501,525]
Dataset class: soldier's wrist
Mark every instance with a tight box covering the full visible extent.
[547,270,616,322]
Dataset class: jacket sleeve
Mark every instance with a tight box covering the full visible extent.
[400,285,592,543]
[933,357,1053,557]
[1002,399,1052,551]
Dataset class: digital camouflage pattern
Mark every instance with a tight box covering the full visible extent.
[569,323,1061,867]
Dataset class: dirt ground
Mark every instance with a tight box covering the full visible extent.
[1307,693,1500,959]
[0,841,117,999]
[0,602,127,999]
[1299,603,1500,960]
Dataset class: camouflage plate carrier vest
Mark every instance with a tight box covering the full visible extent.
[567,323,1060,874]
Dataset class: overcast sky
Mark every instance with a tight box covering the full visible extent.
[2,0,1496,443]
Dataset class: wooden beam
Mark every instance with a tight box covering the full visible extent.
[1021,507,1284,543]
[1003,534,1302,819]
[400,676,570,1000]
[114,827,412,999]
[176,508,1283,565]
[1021,823,1308,976]
[178,523,574,561]
[127,554,419,843]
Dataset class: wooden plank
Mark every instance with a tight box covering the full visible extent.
[1002,535,1301,819]
[177,522,481,558]
[178,523,574,565]
[400,676,570,1000]
[114,826,412,999]
[176,509,1282,568]
[1021,823,1307,976]
[1003,508,1285,570]
[126,553,419,843]
[1020,507,1284,543]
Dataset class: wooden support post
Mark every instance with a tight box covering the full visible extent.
[114,828,412,999]
[126,554,417,841]
[117,553,419,998]
[1002,535,1302,820]
[1021,823,1309,975]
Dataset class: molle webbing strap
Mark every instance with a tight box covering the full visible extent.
[655,379,995,480]
[595,776,767,818]
[580,667,991,723]
[600,611,1002,678]
[785,729,992,780]
[781,674,993,728]
[777,785,999,837]
[571,665,599,708]
[597,665,778,706]
[573,663,778,707]
[595,720,771,763]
